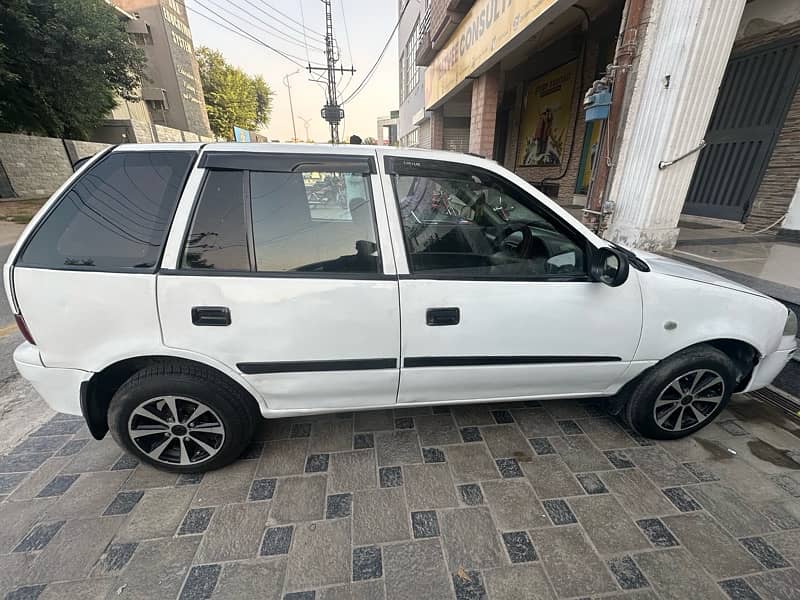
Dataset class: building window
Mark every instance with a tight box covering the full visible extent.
[400,18,419,102]
[146,99,167,112]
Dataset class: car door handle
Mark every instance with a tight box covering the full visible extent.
[191,306,231,326]
[426,307,460,326]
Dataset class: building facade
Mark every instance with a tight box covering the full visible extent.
[404,0,800,249]
[115,0,212,137]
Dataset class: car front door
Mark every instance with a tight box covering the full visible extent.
[158,150,400,412]
[381,155,644,405]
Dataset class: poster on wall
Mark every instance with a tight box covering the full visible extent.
[576,121,602,194]
[517,61,578,167]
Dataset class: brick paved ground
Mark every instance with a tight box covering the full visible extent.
[1,395,800,600]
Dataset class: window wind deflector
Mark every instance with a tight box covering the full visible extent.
[199,152,375,174]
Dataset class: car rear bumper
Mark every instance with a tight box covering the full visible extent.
[13,342,91,415]
[742,336,796,393]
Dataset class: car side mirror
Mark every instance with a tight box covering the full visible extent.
[590,247,629,287]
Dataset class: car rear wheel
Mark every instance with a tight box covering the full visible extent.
[624,344,737,439]
[108,363,259,472]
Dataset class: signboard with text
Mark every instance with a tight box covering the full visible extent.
[424,0,564,109]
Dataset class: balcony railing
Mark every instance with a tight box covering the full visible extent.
[415,6,434,67]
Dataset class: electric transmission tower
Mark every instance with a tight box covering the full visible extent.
[307,0,354,143]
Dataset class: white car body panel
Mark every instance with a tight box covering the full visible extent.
[2,143,795,422]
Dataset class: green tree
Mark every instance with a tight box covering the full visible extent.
[0,0,146,138]
[196,47,273,140]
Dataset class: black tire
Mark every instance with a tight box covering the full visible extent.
[624,344,737,440]
[108,363,259,473]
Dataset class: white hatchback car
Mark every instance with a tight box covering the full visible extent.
[5,144,796,472]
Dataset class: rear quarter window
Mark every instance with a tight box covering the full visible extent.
[17,151,195,271]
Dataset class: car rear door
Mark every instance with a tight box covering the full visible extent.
[157,148,400,412]
[379,153,644,404]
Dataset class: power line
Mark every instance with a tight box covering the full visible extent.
[257,0,325,38]
[244,0,326,43]
[335,0,354,96]
[342,0,409,105]
[213,0,326,54]
[184,0,319,68]
[233,0,327,52]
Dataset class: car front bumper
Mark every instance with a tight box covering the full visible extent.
[13,342,91,415]
[742,335,797,393]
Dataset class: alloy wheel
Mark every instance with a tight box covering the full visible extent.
[127,396,225,466]
[652,369,725,432]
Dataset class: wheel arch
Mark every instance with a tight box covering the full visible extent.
[82,355,262,440]
[609,337,760,415]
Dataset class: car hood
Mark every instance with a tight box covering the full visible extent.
[634,251,769,299]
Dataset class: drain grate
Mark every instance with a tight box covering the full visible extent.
[747,386,800,422]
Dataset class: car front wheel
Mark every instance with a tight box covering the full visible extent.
[624,344,737,439]
[108,363,258,472]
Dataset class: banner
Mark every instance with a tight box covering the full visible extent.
[424,0,563,109]
[516,61,578,167]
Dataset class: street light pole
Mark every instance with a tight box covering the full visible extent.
[298,116,311,142]
[283,69,300,142]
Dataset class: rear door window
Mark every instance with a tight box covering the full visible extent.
[17,151,195,271]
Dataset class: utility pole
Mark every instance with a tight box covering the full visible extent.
[307,0,354,143]
[283,69,300,142]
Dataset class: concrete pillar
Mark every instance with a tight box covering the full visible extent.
[430,108,445,150]
[777,178,800,242]
[468,69,500,158]
[606,0,747,251]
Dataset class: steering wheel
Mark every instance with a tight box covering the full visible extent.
[491,221,535,258]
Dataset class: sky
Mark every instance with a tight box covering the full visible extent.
[185,0,400,142]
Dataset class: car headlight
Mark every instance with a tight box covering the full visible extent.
[784,309,798,337]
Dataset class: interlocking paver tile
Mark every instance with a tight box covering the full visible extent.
[452,569,487,600]
[13,521,64,552]
[383,539,451,600]
[0,551,37,593]
[459,426,482,442]
[53,439,88,457]
[113,536,201,599]
[103,490,144,515]
[378,466,402,488]
[415,414,460,445]
[121,463,178,489]
[35,474,78,498]
[353,433,374,449]
[457,483,484,506]
[570,494,655,553]
[481,479,549,530]
[212,557,286,600]
[93,541,138,574]
[578,417,638,449]
[249,478,276,501]
[604,449,635,469]
[550,434,612,472]
[38,578,116,599]
[530,526,617,597]
[687,483,775,536]
[662,513,761,578]
[196,502,270,562]
[763,530,800,566]
[310,420,353,453]
[511,408,561,437]
[492,409,514,424]
[528,437,555,455]
[0,498,56,553]
[745,568,800,600]
[179,507,215,535]
[601,468,676,518]
[439,506,504,571]
[60,436,122,473]
[352,546,382,581]
[29,419,82,437]
[110,453,140,471]
[422,447,446,463]
[445,443,500,483]
[44,470,128,520]
[636,518,680,548]
[0,452,51,473]
[354,410,394,432]
[285,519,350,592]
[634,548,726,599]
[270,475,326,524]
[260,526,293,556]
[289,423,311,438]
[326,493,352,519]
[305,453,329,473]
[607,555,649,590]
[542,499,577,526]
[719,578,762,600]
[452,405,495,427]
[740,536,789,569]
[501,531,538,563]
[5,584,45,600]
[0,473,28,495]
[682,461,720,482]
[352,487,409,545]
[482,564,556,600]
[403,463,458,510]
[662,487,703,512]
[179,564,220,600]
[481,424,532,460]
[7,457,71,501]
[257,439,309,478]
[411,511,439,538]
[576,472,608,495]
[26,516,125,583]
[374,430,421,466]
[627,447,699,487]
[327,449,377,493]
[521,455,583,499]
[11,435,70,455]
[394,416,414,429]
